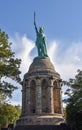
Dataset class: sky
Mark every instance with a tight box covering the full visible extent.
[0,0,82,106]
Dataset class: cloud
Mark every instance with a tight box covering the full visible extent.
[10,33,35,78]
[48,40,82,79]
[9,34,82,105]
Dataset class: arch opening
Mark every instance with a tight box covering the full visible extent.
[53,81,60,113]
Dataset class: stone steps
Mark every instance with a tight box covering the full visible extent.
[14,124,71,130]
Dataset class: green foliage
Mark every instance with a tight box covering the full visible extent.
[0,29,22,98]
[63,108,66,118]
[0,91,7,104]
[63,69,82,130]
[0,103,21,128]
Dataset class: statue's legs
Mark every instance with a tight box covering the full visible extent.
[40,43,48,57]
[36,43,48,57]
[37,46,42,57]
[44,46,48,56]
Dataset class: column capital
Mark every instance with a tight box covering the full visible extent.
[36,76,40,80]
[49,79,54,86]
[36,78,41,85]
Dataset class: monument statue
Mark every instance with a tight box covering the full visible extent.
[34,12,48,57]
[14,13,64,130]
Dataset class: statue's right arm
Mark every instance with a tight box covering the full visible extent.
[34,12,38,34]
[34,22,38,34]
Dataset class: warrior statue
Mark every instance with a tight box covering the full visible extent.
[34,12,48,57]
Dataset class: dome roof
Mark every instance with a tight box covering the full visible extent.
[28,57,55,73]
[24,57,60,79]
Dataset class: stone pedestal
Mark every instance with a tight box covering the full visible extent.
[15,57,64,127]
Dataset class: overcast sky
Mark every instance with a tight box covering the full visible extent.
[0,0,82,105]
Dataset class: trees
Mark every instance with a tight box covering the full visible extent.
[0,29,21,98]
[63,70,82,130]
[0,29,22,128]
[0,104,21,128]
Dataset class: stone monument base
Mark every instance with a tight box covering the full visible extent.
[14,124,71,130]
[16,114,64,126]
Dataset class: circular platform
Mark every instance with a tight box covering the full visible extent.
[16,114,64,125]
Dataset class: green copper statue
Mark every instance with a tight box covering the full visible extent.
[34,12,48,57]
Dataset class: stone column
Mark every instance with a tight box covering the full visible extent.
[21,89,25,116]
[36,78,42,114]
[47,79,54,114]
[59,82,63,114]
[57,81,63,114]
[21,80,26,116]
[26,80,31,115]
